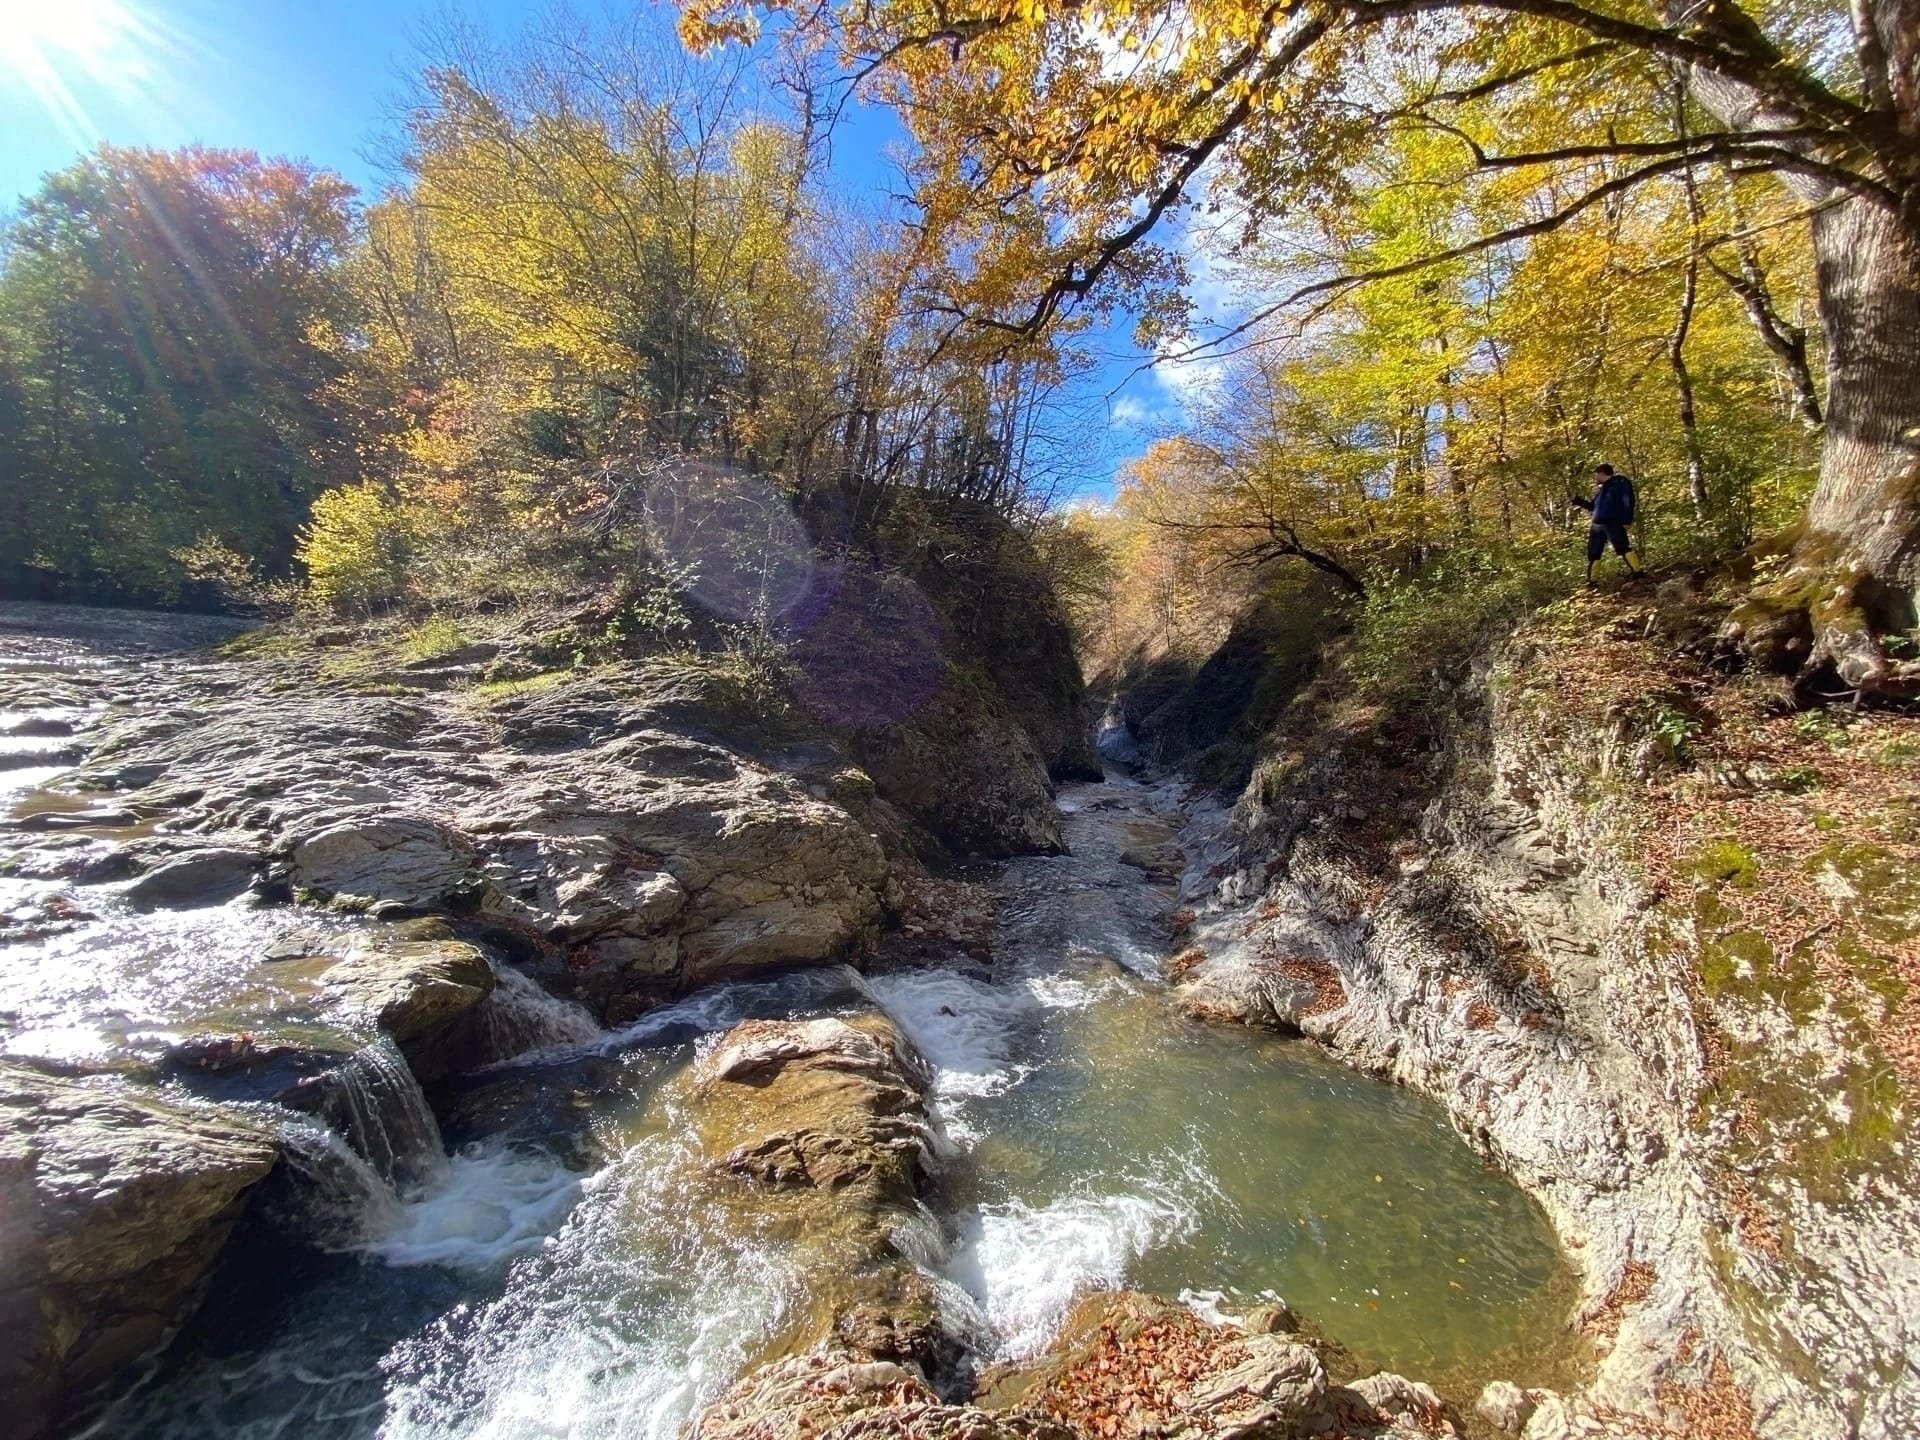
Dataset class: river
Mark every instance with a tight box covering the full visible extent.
[0,603,1582,1438]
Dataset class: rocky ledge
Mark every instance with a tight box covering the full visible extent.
[1156,593,1920,1440]
[700,1292,1460,1440]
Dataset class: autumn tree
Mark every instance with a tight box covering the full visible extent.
[0,147,357,602]
[681,0,1920,695]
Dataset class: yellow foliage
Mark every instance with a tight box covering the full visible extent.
[298,483,414,613]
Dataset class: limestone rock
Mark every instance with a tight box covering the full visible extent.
[852,674,1064,859]
[1477,1379,1537,1435]
[686,1014,942,1367]
[1345,1372,1449,1433]
[1174,949,1344,1034]
[696,1351,1066,1440]
[286,813,484,912]
[123,845,260,908]
[691,1014,931,1225]
[321,934,496,1045]
[0,1066,279,1438]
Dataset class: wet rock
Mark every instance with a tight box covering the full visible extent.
[1,716,78,739]
[687,1013,943,1367]
[0,1066,279,1438]
[322,934,495,1038]
[1476,1379,1536,1434]
[286,813,486,913]
[124,845,260,908]
[320,933,496,1080]
[1236,1299,1301,1335]
[691,1014,931,1225]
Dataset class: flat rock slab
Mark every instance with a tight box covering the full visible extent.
[0,1066,279,1439]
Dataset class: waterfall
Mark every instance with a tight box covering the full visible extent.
[277,1117,402,1249]
[326,1036,449,1195]
[473,964,603,1064]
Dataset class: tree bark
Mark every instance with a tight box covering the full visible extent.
[1804,195,1920,599]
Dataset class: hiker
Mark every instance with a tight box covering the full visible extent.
[1572,463,1640,583]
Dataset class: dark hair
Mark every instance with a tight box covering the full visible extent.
[1594,463,1614,475]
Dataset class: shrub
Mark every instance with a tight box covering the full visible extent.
[299,483,413,613]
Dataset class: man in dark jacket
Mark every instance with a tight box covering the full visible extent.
[1572,464,1640,583]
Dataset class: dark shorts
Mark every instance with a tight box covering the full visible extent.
[1588,521,1631,563]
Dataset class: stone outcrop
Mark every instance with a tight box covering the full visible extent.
[72,669,893,1023]
[0,1066,280,1440]
[685,1012,947,1368]
[700,1291,1458,1440]
[697,1352,1065,1440]
[1163,605,1920,1440]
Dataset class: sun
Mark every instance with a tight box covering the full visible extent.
[0,0,166,136]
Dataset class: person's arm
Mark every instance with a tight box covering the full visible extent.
[1570,493,1594,513]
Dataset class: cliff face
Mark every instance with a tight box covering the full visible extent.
[1153,584,1920,1440]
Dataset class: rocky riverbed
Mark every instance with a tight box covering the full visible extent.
[0,601,1594,1439]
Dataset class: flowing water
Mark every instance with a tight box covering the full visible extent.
[2,604,1584,1437]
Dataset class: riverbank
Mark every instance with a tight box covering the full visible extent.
[1128,578,1920,1440]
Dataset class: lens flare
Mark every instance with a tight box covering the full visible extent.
[0,0,170,141]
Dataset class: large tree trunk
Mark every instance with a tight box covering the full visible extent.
[1805,197,1920,597]
[1764,197,1920,695]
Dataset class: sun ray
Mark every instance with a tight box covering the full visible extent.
[0,0,177,147]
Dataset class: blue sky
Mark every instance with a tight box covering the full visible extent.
[0,0,1192,499]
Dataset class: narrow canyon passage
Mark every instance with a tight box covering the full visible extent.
[2,605,1579,1438]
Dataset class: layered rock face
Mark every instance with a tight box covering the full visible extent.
[75,670,892,1023]
[1162,611,1920,1440]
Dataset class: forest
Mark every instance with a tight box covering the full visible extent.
[4,0,1914,708]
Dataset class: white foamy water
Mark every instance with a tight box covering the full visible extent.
[866,969,1034,1101]
[369,1146,585,1271]
[947,1184,1201,1359]
[373,1129,801,1440]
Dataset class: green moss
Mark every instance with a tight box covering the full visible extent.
[398,615,468,662]
[1698,928,1771,998]
[1835,932,1908,1013]
[1806,841,1920,944]
[1687,838,1760,890]
[469,670,570,702]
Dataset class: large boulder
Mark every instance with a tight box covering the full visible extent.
[852,673,1065,859]
[286,813,486,913]
[686,1014,947,1368]
[0,1067,279,1438]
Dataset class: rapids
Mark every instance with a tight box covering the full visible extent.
[1,604,1581,1438]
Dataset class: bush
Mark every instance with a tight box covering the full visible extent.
[298,483,414,613]
[1348,542,1580,695]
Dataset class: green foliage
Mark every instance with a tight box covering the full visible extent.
[0,145,361,604]
[1348,544,1580,695]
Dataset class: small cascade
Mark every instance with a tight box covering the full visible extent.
[276,1117,403,1250]
[473,964,603,1064]
[327,1036,449,1195]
